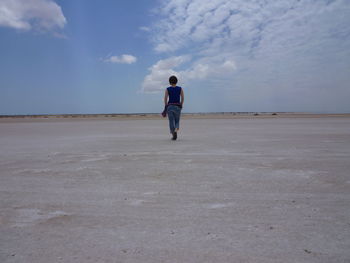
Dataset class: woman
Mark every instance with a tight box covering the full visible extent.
[163,75,184,140]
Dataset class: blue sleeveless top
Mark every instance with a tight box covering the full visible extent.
[167,86,182,104]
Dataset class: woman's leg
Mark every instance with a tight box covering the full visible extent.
[167,106,175,133]
[174,107,181,131]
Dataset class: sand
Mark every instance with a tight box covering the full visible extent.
[1,115,350,262]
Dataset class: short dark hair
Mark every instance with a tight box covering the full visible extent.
[169,75,178,85]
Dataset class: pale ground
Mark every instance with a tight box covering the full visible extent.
[0,116,350,263]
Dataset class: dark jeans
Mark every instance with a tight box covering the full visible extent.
[167,105,181,133]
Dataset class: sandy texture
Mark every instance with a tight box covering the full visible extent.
[1,117,350,263]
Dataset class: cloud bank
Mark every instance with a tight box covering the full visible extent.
[103,54,137,64]
[142,0,350,112]
[0,0,66,32]
[142,55,236,92]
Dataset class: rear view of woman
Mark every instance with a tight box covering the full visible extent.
[163,75,184,140]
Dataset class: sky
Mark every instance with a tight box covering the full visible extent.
[0,0,350,114]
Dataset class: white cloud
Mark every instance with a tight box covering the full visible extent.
[141,56,188,93]
[104,54,137,64]
[142,55,236,92]
[139,26,150,32]
[0,0,66,32]
[142,0,350,113]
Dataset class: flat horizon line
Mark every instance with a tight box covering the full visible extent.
[1,112,350,118]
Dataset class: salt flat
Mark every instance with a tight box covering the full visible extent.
[1,117,350,263]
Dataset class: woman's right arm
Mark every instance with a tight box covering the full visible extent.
[180,88,184,107]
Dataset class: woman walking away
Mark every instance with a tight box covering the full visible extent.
[164,75,184,140]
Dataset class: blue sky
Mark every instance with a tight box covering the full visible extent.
[0,0,350,114]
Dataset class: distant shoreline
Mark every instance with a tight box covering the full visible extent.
[1,112,350,122]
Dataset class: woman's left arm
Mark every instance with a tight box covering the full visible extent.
[164,89,169,106]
